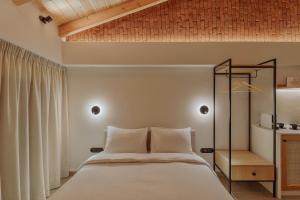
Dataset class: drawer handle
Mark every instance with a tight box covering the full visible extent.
[252,172,257,176]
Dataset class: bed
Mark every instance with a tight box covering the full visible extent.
[49,152,233,200]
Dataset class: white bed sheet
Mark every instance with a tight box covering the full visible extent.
[49,153,233,200]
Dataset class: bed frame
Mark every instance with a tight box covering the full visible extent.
[213,59,277,197]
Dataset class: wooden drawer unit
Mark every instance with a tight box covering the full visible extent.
[281,134,300,191]
[231,165,274,181]
[216,150,274,181]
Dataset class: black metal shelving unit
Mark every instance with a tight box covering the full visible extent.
[213,58,277,197]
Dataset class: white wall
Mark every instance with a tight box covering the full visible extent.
[0,0,62,62]
[215,77,249,150]
[252,69,274,125]
[252,66,300,125]
[62,30,300,171]
[67,65,300,171]
[277,66,300,124]
[67,67,214,170]
[63,42,300,66]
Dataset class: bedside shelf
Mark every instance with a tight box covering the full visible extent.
[215,150,275,181]
[277,86,300,90]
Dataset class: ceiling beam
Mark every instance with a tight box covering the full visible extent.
[12,0,31,5]
[59,0,168,38]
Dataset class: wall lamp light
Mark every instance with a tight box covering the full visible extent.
[91,105,101,115]
[199,105,209,115]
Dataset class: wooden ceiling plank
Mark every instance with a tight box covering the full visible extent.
[12,0,31,5]
[40,0,69,24]
[52,0,79,21]
[59,0,168,37]
[95,0,110,10]
[65,0,87,18]
[80,0,96,13]
[87,0,99,11]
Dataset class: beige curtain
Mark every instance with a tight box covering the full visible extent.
[0,39,69,200]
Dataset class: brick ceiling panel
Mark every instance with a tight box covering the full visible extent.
[66,0,300,42]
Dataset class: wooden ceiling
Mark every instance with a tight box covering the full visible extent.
[13,0,168,38]
[38,0,127,25]
[14,0,300,42]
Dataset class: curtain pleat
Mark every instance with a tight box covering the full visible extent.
[17,51,32,200]
[0,39,69,200]
[48,68,61,189]
[60,70,70,178]
[40,65,51,197]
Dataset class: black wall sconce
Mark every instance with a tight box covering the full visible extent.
[91,106,100,115]
[39,16,53,24]
[200,105,209,115]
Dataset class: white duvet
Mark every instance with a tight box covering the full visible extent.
[49,153,233,200]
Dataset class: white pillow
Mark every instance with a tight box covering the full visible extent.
[150,127,193,153]
[104,126,148,153]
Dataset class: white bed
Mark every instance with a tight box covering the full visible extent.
[49,153,233,200]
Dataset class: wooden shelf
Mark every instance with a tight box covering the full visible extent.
[277,77,300,89]
[215,150,274,181]
[215,65,273,74]
[277,85,300,90]
[281,135,300,191]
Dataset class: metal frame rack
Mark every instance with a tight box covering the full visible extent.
[213,58,277,197]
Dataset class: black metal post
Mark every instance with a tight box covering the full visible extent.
[248,74,251,151]
[229,59,232,194]
[213,68,216,171]
[258,58,277,197]
[273,59,277,197]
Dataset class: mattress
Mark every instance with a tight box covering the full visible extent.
[49,153,233,200]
